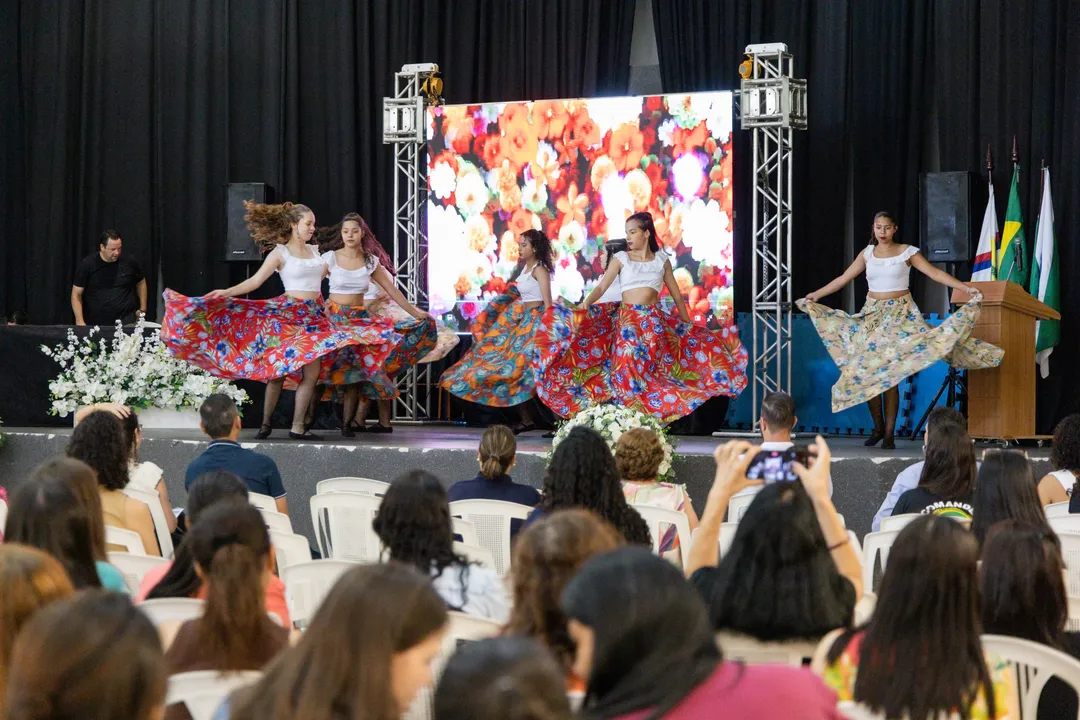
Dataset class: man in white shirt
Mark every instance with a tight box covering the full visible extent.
[871,406,966,531]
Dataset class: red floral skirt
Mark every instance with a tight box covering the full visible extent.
[160,290,397,382]
[535,303,749,423]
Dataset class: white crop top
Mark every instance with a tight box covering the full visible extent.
[515,263,544,302]
[863,245,919,293]
[274,244,325,292]
[615,250,669,293]
[322,250,378,295]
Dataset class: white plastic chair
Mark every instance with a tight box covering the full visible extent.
[448,499,533,577]
[0,496,8,533]
[309,493,382,562]
[108,552,170,594]
[166,670,262,720]
[879,513,921,532]
[631,504,693,568]
[259,508,293,534]
[122,486,175,558]
[316,477,390,497]
[453,541,496,571]
[280,560,356,629]
[847,529,863,559]
[718,522,740,555]
[716,631,820,667]
[138,598,205,625]
[1050,516,1080,535]
[1047,501,1072,517]
[1059,533,1080,596]
[982,634,1080,720]
[727,487,762,522]
[853,591,877,625]
[248,492,278,512]
[269,530,312,570]
[106,525,147,555]
[452,517,479,546]
[861,529,901,594]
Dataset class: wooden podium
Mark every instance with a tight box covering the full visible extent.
[951,281,1060,439]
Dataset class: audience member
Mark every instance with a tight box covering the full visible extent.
[562,547,842,719]
[814,515,1018,719]
[448,424,540,508]
[6,309,27,325]
[981,520,1078,719]
[3,591,166,720]
[505,510,625,691]
[530,426,651,547]
[872,405,966,530]
[6,459,127,592]
[186,394,289,515]
[689,438,860,640]
[618,427,697,564]
[374,470,509,622]
[434,637,573,720]
[971,450,1051,548]
[0,545,75,709]
[890,421,977,520]
[1041,413,1080,506]
[227,564,447,719]
[163,503,289,720]
[67,410,160,555]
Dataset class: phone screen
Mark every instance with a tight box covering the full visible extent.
[745,448,810,483]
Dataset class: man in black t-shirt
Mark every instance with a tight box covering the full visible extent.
[71,230,146,326]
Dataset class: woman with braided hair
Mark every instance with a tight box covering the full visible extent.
[162,201,399,440]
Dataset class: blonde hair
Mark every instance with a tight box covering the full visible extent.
[243,201,313,252]
[479,425,517,480]
[615,428,664,481]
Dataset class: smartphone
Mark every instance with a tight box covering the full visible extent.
[745,447,811,483]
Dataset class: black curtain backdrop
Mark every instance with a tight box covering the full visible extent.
[652,0,1080,431]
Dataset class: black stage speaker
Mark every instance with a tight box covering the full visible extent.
[919,171,972,262]
[225,183,274,262]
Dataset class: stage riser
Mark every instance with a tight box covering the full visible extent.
[0,432,1053,544]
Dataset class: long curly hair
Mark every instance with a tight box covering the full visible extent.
[314,212,394,270]
[372,470,472,609]
[243,201,313,252]
[66,411,131,491]
[539,427,651,547]
[511,229,555,281]
[1052,414,1080,475]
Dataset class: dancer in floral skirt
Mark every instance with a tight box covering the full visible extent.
[798,210,1004,449]
[316,213,436,437]
[536,211,748,424]
[440,229,553,434]
[162,202,399,440]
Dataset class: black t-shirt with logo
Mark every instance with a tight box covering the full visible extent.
[73,253,144,324]
[891,487,974,521]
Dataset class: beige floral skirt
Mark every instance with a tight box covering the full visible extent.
[796,294,1004,412]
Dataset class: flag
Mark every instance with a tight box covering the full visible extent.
[997,165,1028,287]
[1028,167,1060,378]
[971,178,997,282]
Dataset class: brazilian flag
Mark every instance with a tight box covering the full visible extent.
[996,165,1028,287]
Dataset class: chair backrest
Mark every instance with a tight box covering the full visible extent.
[1047,501,1072,518]
[861,529,902,593]
[1058,533,1080,597]
[316,477,390,497]
[631,503,693,568]
[166,670,263,720]
[982,633,1080,720]
[879,513,921,532]
[448,499,533,577]
[715,631,820,667]
[122,486,175,558]
[0,497,6,534]
[259,509,294,534]
[1050,516,1080,535]
[452,517,479,546]
[727,487,762,522]
[853,591,877,625]
[718,522,739,555]
[248,492,278,512]
[453,541,496,571]
[847,529,863,559]
[268,530,312,570]
[108,552,170,595]
[280,560,356,629]
[1069,594,1080,633]
[138,597,205,626]
[309,493,382,563]
[106,525,147,555]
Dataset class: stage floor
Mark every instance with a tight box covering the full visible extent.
[0,426,1052,543]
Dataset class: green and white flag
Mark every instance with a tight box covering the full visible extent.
[1028,167,1060,378]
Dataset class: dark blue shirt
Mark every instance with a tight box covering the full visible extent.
[448,474,540,538]
[184,440,287,499]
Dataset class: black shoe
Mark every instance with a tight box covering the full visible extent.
[289,431,323,441]
[881,435,896,450]
[256,424,272,440]
[367,424,393,434]
[512,424,537,436]
[341,425,355,438]
[350,422,368,433]
[864,431,884,447]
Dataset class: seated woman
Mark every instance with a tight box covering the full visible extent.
[67,410,160,556]
[891,421,977,521]
[617,427,697,564]
[163,503,289,720]
[375,470,510,622]
[812,515,1018,719]
[504,510,624,692]
[970,449,1051,548]
[1039,414,1080,506]
[448,424,540,507]
[563,547,842,719]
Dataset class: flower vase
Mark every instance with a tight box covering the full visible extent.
[74,406,201,430]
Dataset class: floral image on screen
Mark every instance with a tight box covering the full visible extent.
[425,92,734,331]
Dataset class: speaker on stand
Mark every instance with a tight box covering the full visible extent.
[224,183,275,296]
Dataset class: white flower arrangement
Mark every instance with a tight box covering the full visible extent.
[41,318,248,417]
[550,404,679,483]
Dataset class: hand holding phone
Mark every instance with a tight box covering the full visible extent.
[745,447,811,483]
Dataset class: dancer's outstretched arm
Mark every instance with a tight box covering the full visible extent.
[909,253,978,296]
[205,251,283,299]
[371,266,430,320]
[804,253,867,303]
